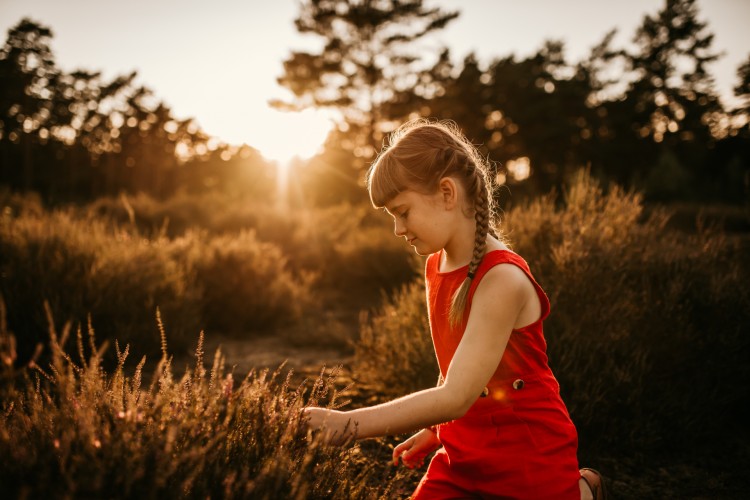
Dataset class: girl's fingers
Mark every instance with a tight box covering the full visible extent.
[402,449,425,464]
[392,446,406,465]
[392,440,412,465]
[402,453,424,469]
[398,448,426,468]
[394,440,411,455]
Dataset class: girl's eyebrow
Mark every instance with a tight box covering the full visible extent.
[385,203,405,215]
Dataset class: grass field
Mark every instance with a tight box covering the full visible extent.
[1,173,749,498]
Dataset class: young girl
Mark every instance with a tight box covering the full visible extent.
[303,120,606,500]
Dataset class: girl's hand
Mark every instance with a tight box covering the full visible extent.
[392,428,442,469]
[302,407,356,445]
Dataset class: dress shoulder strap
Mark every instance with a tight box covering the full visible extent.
[425,251,440,278]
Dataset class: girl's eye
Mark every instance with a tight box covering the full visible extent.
[400,211,409,219]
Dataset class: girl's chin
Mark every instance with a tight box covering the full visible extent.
[411,242,436,256]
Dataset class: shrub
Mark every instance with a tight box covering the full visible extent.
[0,198,324,356]
[87,191,222,237]
[0,188,45,218]
[258,203,419,304]
[353,170,750,457]
[354,279,438,400]
[0,318,414,498]
[328,228,421,304]
[504,170,750,454]
[87,194,419,310]
[0,210,202,358]
[172,229,315,334]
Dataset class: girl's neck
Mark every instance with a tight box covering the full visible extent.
[440,221,481,272]
[441,232,507,273]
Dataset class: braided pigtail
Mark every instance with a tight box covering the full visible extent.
[367,118,502,327]
[448,157,494,327]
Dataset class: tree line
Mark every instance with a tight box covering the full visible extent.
[277,0,750,205]
[0,19,275,203]
[1,0,749,207]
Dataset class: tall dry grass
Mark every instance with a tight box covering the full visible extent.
[0,199,314,358]
[354,170,750,457]
[506,170,749,455]
[0,309,417,498]
[354,280,438,400]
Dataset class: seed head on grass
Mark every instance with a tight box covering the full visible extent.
[0,307,408,498]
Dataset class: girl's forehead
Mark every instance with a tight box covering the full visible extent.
[385,189,434,213]
[385,190,415,210]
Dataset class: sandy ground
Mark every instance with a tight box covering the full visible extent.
[194,334,352,380]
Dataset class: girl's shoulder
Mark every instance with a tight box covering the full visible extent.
[471,249,550,325]
[476,253,530,290]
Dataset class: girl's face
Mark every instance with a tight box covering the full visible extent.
[384,187,454,256]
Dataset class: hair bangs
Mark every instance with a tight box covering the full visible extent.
[367,153,411,208]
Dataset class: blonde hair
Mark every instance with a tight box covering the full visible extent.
[366,119,498,326]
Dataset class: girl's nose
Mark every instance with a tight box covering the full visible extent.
[394,219,407,237]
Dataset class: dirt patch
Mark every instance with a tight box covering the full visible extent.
[193,334,352,379]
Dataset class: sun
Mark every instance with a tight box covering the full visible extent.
[252,107,333,208]
[255,107,334,166]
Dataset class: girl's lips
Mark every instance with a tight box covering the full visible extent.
[408,237,417,245]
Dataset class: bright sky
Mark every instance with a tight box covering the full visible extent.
[1,0,748,164]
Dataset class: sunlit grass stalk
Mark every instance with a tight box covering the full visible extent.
[0,310,407,498]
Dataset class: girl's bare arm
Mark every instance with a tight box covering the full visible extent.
[304,263,530,440]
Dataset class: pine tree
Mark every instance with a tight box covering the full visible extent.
[273,0,458,167]
[0,19,57,190]
[627,0,721,189]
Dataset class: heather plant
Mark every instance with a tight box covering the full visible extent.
[0,209,202,358]
[506,170,750,454]
[253,204,419,309]
[0,311,416,499]
[0,207,313,359]
[353,170,749,457]
[87,192,418,305]
[354,280,437,400]
[87,191,224,237]
[0,188,45,218]
[171,229,315,333]
[325,227,421,304]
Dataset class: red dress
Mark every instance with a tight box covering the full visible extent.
[412,249,580,500]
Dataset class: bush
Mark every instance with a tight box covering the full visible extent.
[354,170,750,457]
[0,188,45,218]
[87,193,419,309]
[0,204,321,357]
[87,191,224,237]
[504,170,750,454]
[172,229,315,334]
[254,203,419,305]
[354,279,438,400]
[0,319,413,498]
[0,210,202,358]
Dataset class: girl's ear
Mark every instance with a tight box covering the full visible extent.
[438,177,458,210]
